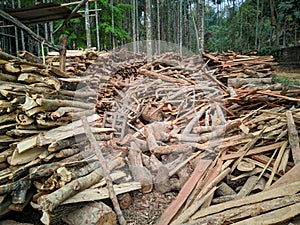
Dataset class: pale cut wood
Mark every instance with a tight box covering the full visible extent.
[62,202,117,225]
[271,159,300,188]
[286,110,300,164]
[10,147,47,166]
[187,194,300,225]
[61,182,141,204]
[228,77,273,88]
[37,167,104,211]
[222,141,286,160]
[233,201,300,225]
[18,50,42,64]
[277,147,290,175]
[265,141,288,188]
[37,114,111,147]
[192,180,300,220]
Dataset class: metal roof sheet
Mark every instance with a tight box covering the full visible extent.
[3,3,82,24]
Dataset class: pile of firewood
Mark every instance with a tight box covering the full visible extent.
[0,50,140,225]
[88,50,300,224]
[1,48,300,225]
[46,49,101,76]
[203,51,279,89]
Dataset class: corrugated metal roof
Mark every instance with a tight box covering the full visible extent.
[3,3,82,24]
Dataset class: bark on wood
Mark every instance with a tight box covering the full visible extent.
[62,202,117,225]
[286,110,300,164]
[228,78,273,88]
[128,142,153,193]
[59,34,68,72]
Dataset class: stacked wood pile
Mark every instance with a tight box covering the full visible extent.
[46,49,101,76]
[0,50,140,225]
[1,48,300,225]
[203,51,279,89]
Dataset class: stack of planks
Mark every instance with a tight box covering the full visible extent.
[203,51,279,89]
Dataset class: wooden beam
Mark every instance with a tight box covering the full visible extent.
[53,0,89,34]
[0,9,60,51]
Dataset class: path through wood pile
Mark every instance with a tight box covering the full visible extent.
[0,49,300,225]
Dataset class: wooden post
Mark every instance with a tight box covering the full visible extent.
[59,34,68,72]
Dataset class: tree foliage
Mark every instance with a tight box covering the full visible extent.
[1,0,299,55]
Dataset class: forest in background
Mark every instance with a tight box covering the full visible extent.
[0,0,299,56]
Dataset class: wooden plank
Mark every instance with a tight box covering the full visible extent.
[286,110,300,164]
[221,141,285,160]
[192,180,300,220]
[61,182,141,204]
[155,159,212,225]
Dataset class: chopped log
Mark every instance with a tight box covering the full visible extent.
[128,142,153,193]
[37,167,104,211]
[18,50,42,64]
[228,78,273,88]
[62,202,117,225]
[61,182,141,204]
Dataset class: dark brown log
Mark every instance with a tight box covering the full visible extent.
[59,34,68,72]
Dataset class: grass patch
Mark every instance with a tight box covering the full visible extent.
[272,73,300,86]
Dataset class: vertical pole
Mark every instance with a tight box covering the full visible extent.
[146,0,152,62]
[11,0,19,54]
[18,0,25,50]
[157,0,160,55]
[59,34,68,72]
[135,0,139,52]
[110,0,115,49]
[179,0,183,56]
[132,0,136,53]
[95,0,100,50]
[85,1,91,48]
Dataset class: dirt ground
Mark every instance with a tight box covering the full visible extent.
[123,191,177,225]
